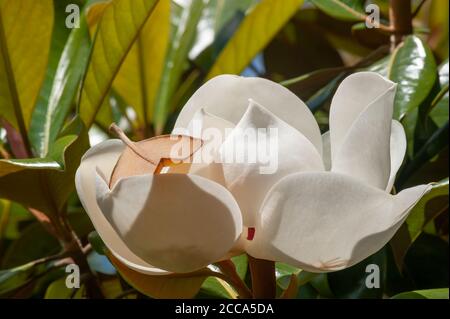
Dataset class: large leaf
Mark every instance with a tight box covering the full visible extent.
[389,36,437,121]
[391,288,449,299]
[430,59,449,127]
[310,0,366,21]
[78,0,160,128]
[29,4,91,157]
[108,253,209,299]
[327,248,387,299]
[390,179,449,269]
[112,0,170,128]
[388,36,437,158]
[153,0,205,134]
[45,278,85,299]
[0,260,55,297]
[206,0,304,79]
[0,0,53,145]
[0,118,89,216]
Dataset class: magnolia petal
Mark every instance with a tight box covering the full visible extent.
[95,173,243,273]
[75,140,169,275]
[218,100,324,227]
[247,172,430,273]
[331,82,396,189]
[330,72,396,161]
[322,131,331,171]
[386,120,407,192]
[174,74,322,156]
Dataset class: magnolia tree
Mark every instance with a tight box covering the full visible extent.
[0,0,448,299]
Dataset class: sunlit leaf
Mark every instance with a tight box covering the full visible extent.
[29,6,91,157]
[113,0,170,127]
[206,0,304,79]
[310,0,366,21]
[0,0,53,142]
[78,0,160,128]
[45,278,85,299]
[0,118,89,216]
[391,288,449,299]
[153,0,205,134]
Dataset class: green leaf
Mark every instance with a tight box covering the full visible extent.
[0,0,53,136]
[390,179,449,269]
[430,59,449,127]
[0,118,89,216]
[206,0,304,79]
[112,0,170,127]
[45,278,85,299]
[388,36,437,157]
[2,212,93,268]
[310,0,366,21]
[88,230,106,255]
[153,0,206,134]
[78,0,160,129]
[29,4,91,157]
[328,248,386,299]
[0,260,55,297]
[406,179,449,243]
[109,252,209,299]
[391,288,449,299]
[389,36,437,120]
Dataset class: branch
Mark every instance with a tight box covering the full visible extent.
[389,0,413,47]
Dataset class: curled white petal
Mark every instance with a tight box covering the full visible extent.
[95,172,243,273]
[174,74,322,156]
[218,100,324,227]
[75,140,169,275]
[330,72,396,189]
[386,120,407,192]
[247,172,430,272]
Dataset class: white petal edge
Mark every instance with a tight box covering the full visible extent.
[75,140,169,275]
[386,120,407,192]
[246,172,431,273]
[330,72,396,162]
[174,74,323,156]
[95,172,243,273]
[218,100,324,227]
[331,82,396,189]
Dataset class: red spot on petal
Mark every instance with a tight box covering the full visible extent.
[247,227,255,241]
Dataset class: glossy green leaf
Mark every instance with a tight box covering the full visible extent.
[430,59,449,127]
[78,0,160,128]
[310,0,366,21]
[109,253,209,299]
[390,179,449,269]
[29,6,91,157]
[153,0,205,134]
[389,36,437,120]
[113,0,170,127]
[328,248,386,299]
[406,178,449,242]
[391,288,449,299]
[206,0,303,79]
[0,260,55,297]
[0,0,53,135]
[0,118,89,216]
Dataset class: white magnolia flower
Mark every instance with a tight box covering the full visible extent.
[75,72,430,275]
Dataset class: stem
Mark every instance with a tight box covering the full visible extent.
[216,260,253,299]
[109,123,157,165]
[389,0,413,48]
[247,255,276,299]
